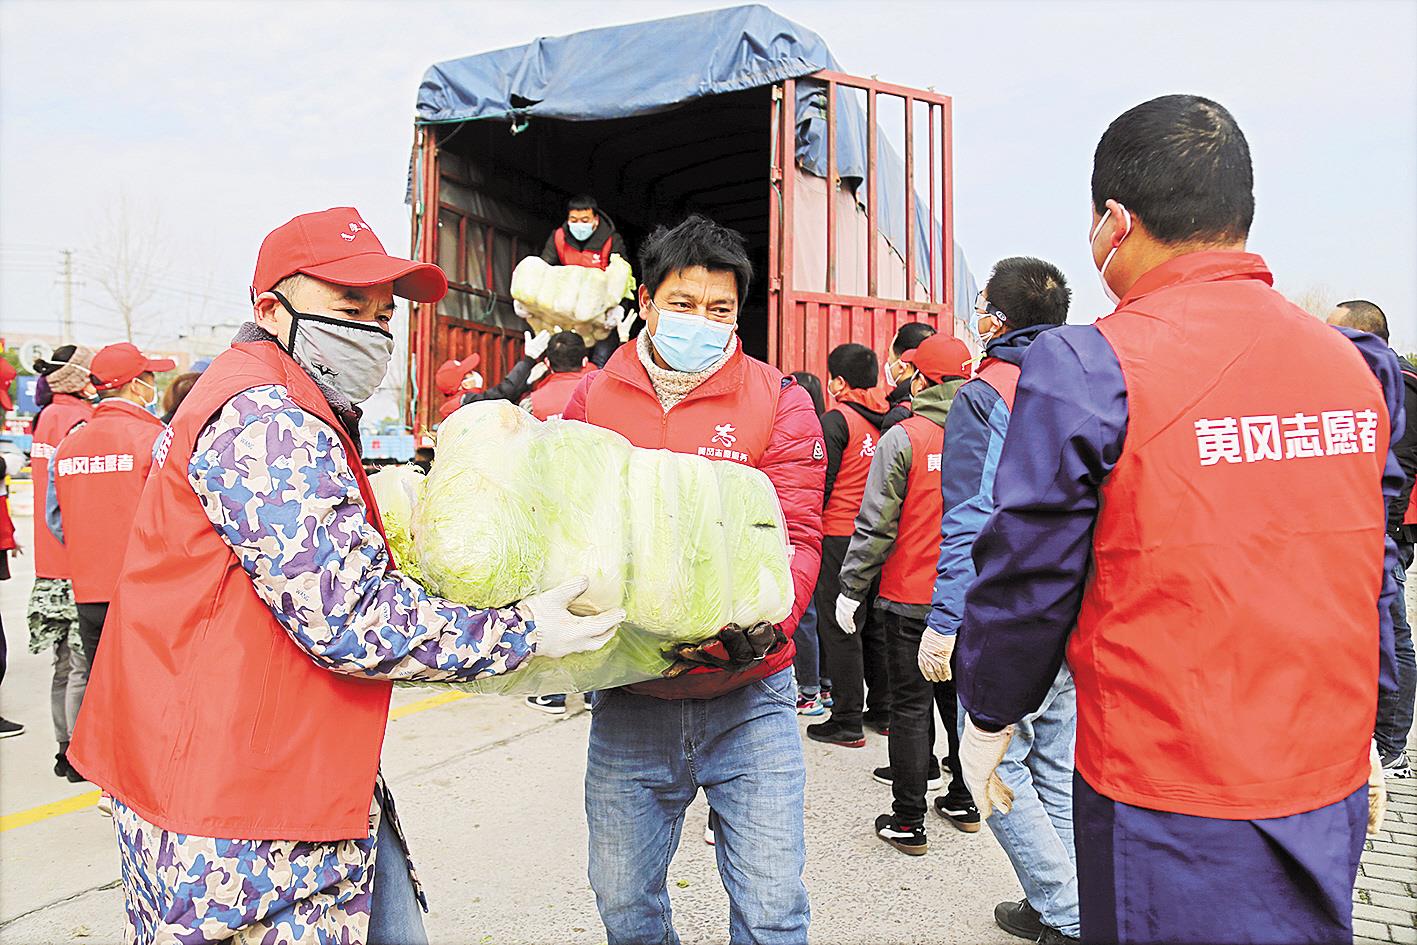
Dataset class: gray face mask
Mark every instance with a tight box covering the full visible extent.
[273,290,394,404]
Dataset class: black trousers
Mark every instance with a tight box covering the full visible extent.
[814,535,891,729]
[76,601,109,672]
[882,609,969,826]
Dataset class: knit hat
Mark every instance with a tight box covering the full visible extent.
[34,344,97,394]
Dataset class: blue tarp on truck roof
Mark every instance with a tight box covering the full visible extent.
[416,4,974,317]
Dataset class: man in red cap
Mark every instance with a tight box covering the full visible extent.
[47,342,174,691]
[69,207,622,944]
[835,332,979,855]
[435,353,482,420]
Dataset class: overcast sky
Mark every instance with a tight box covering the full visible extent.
[2,0,1414,369]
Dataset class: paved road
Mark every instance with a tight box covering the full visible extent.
[1,507,1413,944]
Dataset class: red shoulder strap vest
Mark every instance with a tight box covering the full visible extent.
[1403,366,1417,526]
[528,365,596,420]
[554,228,613,269]
[69,342,393,841]
[974,358,1020,411]
[53,400,165,604]
[878,415,944,605]
[822,406,880,537]
[1073,291,1388,819]
[30,394,95,579]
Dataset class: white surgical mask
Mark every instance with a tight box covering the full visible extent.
[1089,206,1132,306]
[274,291,394,404]
[567,220,596,242]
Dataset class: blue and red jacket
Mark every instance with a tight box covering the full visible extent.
[956,251,1402,821]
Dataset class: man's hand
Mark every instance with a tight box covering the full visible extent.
[1369,740,1387,836]
[521,577,624,660]
[617,308,640,344]
[835,594,862,636]
[662,622,787,677]
[961,716,1015,820]
[523,329,553,361]
[918,629,955,682]
[10,541,23,556]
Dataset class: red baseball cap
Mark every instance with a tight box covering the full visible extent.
[899,334,973,384]
[91,343,177,391]
[435,355,481,395]
[252,207,448,303]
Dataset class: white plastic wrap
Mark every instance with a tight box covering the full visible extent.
[510,253,635,344]
[384,401,794,695]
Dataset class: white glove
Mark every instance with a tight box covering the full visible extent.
[520,577,625,660]
[523,329,553,360]
[961,716,1015,819]
[1369,739,1387,836]
[617,308,640,343]
[528,362,550,386]
[600,304,625,330]
[917,629,955,682]
[835,593,861,636]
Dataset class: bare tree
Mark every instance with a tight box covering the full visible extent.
[1287,284,1336,320]
[89,194,166,342]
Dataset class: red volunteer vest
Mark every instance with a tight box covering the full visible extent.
[1071,253,1387,819]
[528,364,596,420]
[554,228,613,269]
[974,357,1019,410]
[69,342,394,840]
[878,415,944,605]
[53,399,165,604]
[822,403,882,537]
[579,342,790,699]
[30,393,95,580]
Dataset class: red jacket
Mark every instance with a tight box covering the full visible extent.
[69,342,393,840]
[53,399,165,603]
[527,364,596,420]
[564,342,825,699]
[878,415,945,605]
[31,393,95,579]
[0,485,14,553]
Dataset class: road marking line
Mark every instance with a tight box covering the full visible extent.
[0,692,473,831]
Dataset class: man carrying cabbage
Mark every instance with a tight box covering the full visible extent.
[563,214,826,944]
[67,207,623,945]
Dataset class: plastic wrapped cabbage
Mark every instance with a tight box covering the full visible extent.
[397,401,793,695]
[510,253,635,344]
[369,464,425,583]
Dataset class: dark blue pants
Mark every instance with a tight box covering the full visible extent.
[1074,773,1366,944]
[791,601,820,695]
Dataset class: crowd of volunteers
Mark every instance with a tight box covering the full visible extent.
[0,92,1410,945]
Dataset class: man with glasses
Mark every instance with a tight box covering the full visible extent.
[564,214,825,944]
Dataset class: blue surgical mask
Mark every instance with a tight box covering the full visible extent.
[567,221,596,242]
[649,301,734,372]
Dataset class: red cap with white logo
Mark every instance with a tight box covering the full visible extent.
[899,334,973,384]
[251,207,448,303]
[91,343,177,391]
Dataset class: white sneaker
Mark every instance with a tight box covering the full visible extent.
[96,792,114,818]
[1382,751,1413,779]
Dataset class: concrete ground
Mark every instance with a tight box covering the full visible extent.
[1,503,1414,944]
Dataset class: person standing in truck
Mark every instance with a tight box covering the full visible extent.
[564,214,824,944]
[67,207,623,944]
[540,195,634,367]
[27,344,97,783]
[955,95,1398,944]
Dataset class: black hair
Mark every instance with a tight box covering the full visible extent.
[891,322,937,357]
[35,344,79,375]
[567,195,599,214]
[639,214,752,306]
[1334,299,1389,342]
[986,258,1071,330]
[791,371,826,417]
[826,343,879,390]
[1092,94,1254,245]
[546,331,589,372]
[414,446,435,461]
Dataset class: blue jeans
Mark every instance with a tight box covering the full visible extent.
[980,663,1079,938]
[368,798,428,945]
[1377,542,1416,760]
[791,602,820,696]
[586,668,810,945]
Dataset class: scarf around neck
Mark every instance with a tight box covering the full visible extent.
[636,328,738,412]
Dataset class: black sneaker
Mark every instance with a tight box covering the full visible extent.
[806,719,866,748]
[1038,926,1080,944]
[874,813,928,856]
[994,899,1043,941]
[872,764,943,792]
[525,694,567,715]
[862,711,891,735]
[53,744,72,780]
[0,718,23,738]
[1382,750,1413,779]
[934,795,982,833]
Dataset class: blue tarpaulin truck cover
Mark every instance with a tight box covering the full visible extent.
[416,4,973,314]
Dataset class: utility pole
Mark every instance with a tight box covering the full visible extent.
[59,249,75,344]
